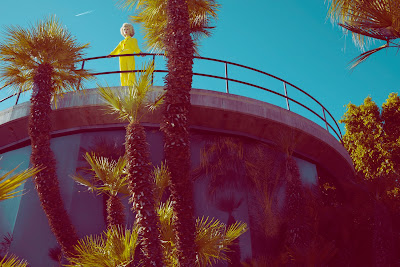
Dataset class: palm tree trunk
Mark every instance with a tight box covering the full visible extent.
[125,122,163,266]
[161,0,197,265]
[106,194,125,228]
[28,63,78,255]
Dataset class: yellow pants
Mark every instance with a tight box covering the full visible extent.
[119,56,136,86]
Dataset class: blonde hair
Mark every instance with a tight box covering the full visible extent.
[120,23,134,37]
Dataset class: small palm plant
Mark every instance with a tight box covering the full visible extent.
[66,163,248,267]
[72,152,128,228]
[98,62,165,266]
[0,15,92,255]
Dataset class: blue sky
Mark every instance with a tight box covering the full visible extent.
[0,0,399,137]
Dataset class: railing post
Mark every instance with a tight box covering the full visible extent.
[77,60,85,90]
[283,82,290,110]
[225,62,229,93]
[322,107,329,132]
[152,54,155,84]
[15,89,21,105]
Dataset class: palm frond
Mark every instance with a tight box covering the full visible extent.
[72,152,128,196]
[98,62,157,123]
[327,0,400,49]
[349,42,389,68]
[0,165,40,201]
[65,225,139,267]
[195,216,248,266]
[0,253,28,267]
[120,0,219,53]
[152,162,171,205]
[0,15,92,96]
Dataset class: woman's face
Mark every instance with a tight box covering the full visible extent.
[123,26,131,37]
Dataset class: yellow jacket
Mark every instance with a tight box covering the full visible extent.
[110,37,141,55]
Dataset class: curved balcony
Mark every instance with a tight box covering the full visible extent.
[1,53,343,142]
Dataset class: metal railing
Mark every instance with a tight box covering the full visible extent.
[0,53,343,143]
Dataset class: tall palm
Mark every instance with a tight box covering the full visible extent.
[72,152,128,228]
[327,0,400,67]
[98,63,164,266]
[118,0,219,264]
[0,16,91,255]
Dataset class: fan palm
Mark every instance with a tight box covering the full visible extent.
[66,163,248,267]
[0,16,91,255]
[64,225,140,267]
[327,0,400,67]
[72,152,128,228]
[98,62,164,266]
[117,1,219,264]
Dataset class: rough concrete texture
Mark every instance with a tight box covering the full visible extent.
[0,86,354,180]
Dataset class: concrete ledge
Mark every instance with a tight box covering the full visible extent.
[0,86,354,180]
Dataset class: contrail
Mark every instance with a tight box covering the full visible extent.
[75,10,94,17]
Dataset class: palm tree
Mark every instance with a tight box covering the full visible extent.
[116,0,219,264]
[98,63,164,266]
[65,163,248,267]
[0,16,92,255]
[327,0,400,67]
[72,152,128,228]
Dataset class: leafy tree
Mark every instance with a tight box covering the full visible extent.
[340,93,400,182]
[0,16,91,255]
[72,152,128,228]
[98,63,164,266]
[117,0,219,264]
[340,93,400,265]
[327,0,400,67]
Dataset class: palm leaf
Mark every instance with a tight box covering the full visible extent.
[195,216,248,266]
[152,162,171,205]
[98,62,158,123]
[118,0,219,53]
[0,165,40,201]
[0,254,28,267]
[72,152,128,196]
[349,43,389,68]
[65,225,139,267]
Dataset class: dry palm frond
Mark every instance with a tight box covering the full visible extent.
[0,15,92,98]
[65,225,139,267]
[349,42,389,68]
[0,165,40,201]
[118,0,219,54]
[0,253,28,267]
[327,0,400,49]
[72,152,128,196]
[98,62,160,123]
